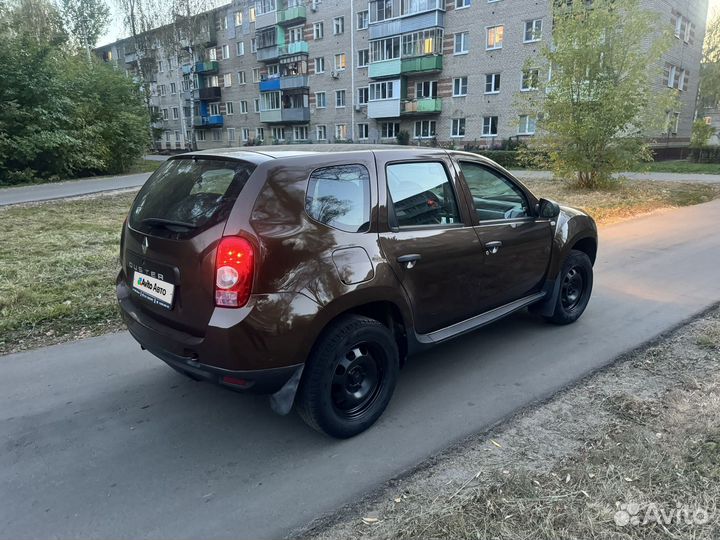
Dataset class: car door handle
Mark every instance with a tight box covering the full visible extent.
[485,241,503,255]
[397,254,421,269]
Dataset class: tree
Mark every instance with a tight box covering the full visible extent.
[700,13,720,110]
[525,0,673,188]
[60,0,110,60]
[690,119,715,148]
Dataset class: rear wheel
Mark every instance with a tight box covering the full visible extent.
[544,250,593,325]
[296,315,399,438]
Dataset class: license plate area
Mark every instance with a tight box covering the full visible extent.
[127,253,177,310]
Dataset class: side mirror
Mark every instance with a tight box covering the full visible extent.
[537,198,560,219]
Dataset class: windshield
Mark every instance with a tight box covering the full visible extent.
[129,157,255,236]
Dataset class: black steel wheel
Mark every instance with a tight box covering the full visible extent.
[296,315,399,438]
[545,250,593,325]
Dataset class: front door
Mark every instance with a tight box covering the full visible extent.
[377,156,486,334]
[455,159,553,311]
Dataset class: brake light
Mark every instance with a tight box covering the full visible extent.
[214,237,254,308]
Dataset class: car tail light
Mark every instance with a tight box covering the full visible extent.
[215,237,254,308]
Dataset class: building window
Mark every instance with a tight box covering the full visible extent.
[158,60,164,72]
[486,25,504,50]
[249,6,256,22]
[335,89,346,108]
[521,69,539,91]
[234,10,242,26]
[174,130,180,142]
[453,77,468,97]
[209,103,220,115]
[256,0,276,15]
[401,28,444,57]
[240,100,248,113]
[416,80,438,98]
[315,91,327,108]
[294,125,309,141]
[242,128,250,141]
[358,87,369,105]
[222,44,230,59]
[261,91,281,111]
[252,68,260,82]
[225,102,234,115]
[524,19,542,43]
[251,38,257,53]
[272,127,285,141]
[414,120,436,139]
[454,32,468,54]
[381,122,400,138]
[159,85,166,96]
[209,48,217,61]
[333,16,345,35]
[287,24,303,43]
[369,81,395,100]
[212,129,222,142]
[170,82,177,94]
[666,111,680,134]
[358,49,369,68]
[451,118,466,138]
[228,128,236,142]
[162,108,168,120]
[316,124,327,140]
[172,107,179,119]
[485,73,500,93]
[313,21,324,40]
[223,73,232,87]
[518,115,536,135]
[256,127,264,140]
[456,0,471,7]
[335,124,348,140]
[357,123,369,140]
[482,116,498,136]
[238,71,246,84]
[196,130,206,141]
[314,57,325,73]
[236,41,245,56]
[334,53,347,71]
[267,63,280,77]
[357,10,368,29]
[254,98,260,113]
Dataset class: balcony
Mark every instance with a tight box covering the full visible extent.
[259,78,281,92]
[277,5,306,26]
[260,107,311,124]
[367,98,401,119]
[195,61,218,74]
[259,75,309,92]
[401,55,443,75]
[257,41,308,63]
[192,115,224,127]
[255,10,278,30]
[369,9,444,40]
[401,98,442,115]
[368,59,401,79]
[181,64,192,75]
[192,86,221,101]
[124,51,137,64]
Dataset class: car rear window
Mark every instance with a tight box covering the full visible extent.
[129,157,255,236]
[305,164,371,233]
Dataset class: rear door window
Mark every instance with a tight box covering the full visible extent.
[386,162,461,227]
[129,158,255,236]
[305,164,371,233]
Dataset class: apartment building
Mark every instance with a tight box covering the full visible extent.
[96,0,708,151]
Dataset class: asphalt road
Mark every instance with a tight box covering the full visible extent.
[2,201,720,539]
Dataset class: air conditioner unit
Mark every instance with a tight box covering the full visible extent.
[331,71,339,79]
[354,104,362,112]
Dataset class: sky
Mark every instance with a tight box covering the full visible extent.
[96,0,720,48]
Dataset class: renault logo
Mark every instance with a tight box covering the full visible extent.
[142,237,149,254]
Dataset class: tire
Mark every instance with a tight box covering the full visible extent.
[544,250,594,325]
[296,315,399,438]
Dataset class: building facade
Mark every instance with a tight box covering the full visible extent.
[96,0,708,151]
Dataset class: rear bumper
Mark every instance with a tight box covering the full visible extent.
[117,278,303,394]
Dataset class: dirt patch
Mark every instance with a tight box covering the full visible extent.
[303,308,720,540]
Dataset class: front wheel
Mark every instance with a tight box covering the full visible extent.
[544,250,593,325]
[296,315,399,438]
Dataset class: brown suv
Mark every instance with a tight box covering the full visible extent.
[117,145,597,438]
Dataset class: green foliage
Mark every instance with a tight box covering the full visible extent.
[700,13,720,110]
[689,146,720,163]
[690,120,716,148]
[0,0,150,186]
[396,130,410,145]
[60,0,110,50]
[527,0,673,189]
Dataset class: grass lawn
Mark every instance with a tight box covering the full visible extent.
[1,179,719,355]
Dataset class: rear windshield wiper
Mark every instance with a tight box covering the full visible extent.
[140,218,198,231]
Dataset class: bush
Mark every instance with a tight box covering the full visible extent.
[460,149,550,169]
[689,146,720,163]
[396,130,410,145]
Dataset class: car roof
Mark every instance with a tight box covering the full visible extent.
[173,144,450,161]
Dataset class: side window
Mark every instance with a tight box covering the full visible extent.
[305,164,371,233]
[386,162,461,227]
[459,161,530,221]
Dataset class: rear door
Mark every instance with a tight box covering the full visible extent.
[377,153,486,335]
[122,157,256,335]
[454,159,552,310]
